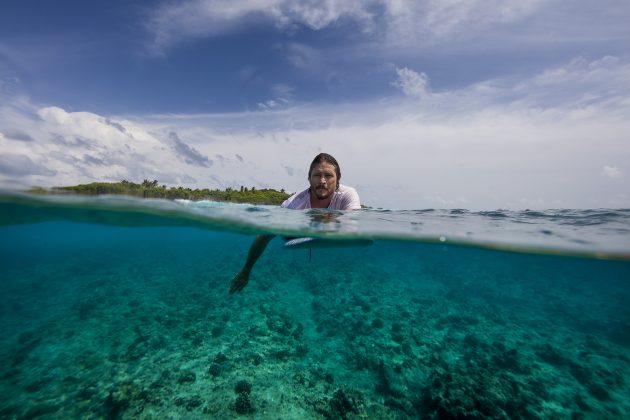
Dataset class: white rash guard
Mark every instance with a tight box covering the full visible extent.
[281,184,361,210]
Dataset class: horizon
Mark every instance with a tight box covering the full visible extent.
[1,0,629,210]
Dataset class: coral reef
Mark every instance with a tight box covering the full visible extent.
[0,225,629,418]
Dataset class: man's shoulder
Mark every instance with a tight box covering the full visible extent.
[337,184,359,199]
[290,188,310,200]
[335,184,361,210]
[337,184,358,194]
[281,187,310,209]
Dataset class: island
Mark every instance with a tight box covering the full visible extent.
[29,180,291,205]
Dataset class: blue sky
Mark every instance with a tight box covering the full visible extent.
[1,0,629,209]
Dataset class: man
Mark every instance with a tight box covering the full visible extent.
[229,153,361,293]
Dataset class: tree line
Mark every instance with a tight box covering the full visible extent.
[33,180,290,205]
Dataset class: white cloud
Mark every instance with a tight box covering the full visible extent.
[1,56,629,209]
[145,0,558,53]
[144,0,630,59]
[272,83,295,98]
[146,0,376,52]
[525,56,630,103]
[258,100,281,110]
[169,132,213,167]
[392,67,430,99]
[382,0,546,44]
[431,55,630,117]
[257,84,294,110]
[285,42,331,74]
[602,166,622,179]
[257,85,294,110]
[0,153,56,177]
[0,102,211,187]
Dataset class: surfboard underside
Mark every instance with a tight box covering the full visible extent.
[284,237,374,249]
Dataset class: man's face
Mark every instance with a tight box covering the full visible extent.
[309,162,338,200]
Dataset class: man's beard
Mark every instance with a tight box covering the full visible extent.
[314,187,331,199]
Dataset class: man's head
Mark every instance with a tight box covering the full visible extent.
[308,153,341,201]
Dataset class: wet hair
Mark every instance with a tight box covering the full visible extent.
[308,153,341,189]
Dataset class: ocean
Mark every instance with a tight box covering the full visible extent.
[1,192,629,419]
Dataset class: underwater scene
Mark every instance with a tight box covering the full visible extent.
[1,193,629,419]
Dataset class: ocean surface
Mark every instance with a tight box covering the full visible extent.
[1,192,629,419]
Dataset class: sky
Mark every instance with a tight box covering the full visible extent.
[1,0,629,209]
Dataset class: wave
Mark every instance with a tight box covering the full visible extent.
[1,191,629,260]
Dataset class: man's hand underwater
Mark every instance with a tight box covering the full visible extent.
[229,270,250,294]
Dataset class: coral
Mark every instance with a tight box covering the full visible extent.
[24,377,52,393]
[123,334,150,361]
[272,348,292,361]
[491,347,531,375]
[233,394,253,414]
[186,395,203,410]
[418,367,540,418]
[231,379,254,414]
[330,389,359,418]
[251,353,263,365]
[177,371,196,384]
[175,395,204,411]
[213,352,228,363]
[104,387,130,419]
[266,315,293,336]
[371,318,384,329]
[324,372,335,384]
[291,322,304,339]
[234,380,252,395]
[208,363,222,377]
[311,388,364,419]
[211,325,224,338]
[374,360,404,399]
[586,383,610,401]
[11,335,42,367]
[295,343,309,357]
[20,403,61,419]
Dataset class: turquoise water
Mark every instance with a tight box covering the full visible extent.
[1,193,629,418]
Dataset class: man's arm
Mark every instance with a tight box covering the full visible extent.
[229,234,275,293]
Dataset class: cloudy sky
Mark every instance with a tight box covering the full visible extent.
[1,0,629,209]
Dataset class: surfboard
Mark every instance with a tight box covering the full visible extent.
[284,236,374,249]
